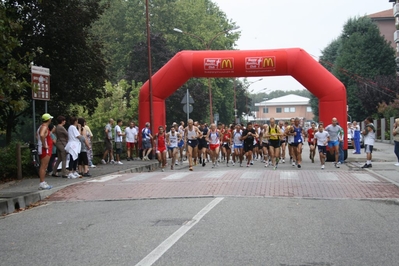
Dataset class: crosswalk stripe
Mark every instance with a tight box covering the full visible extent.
[87,175,121,183]
[317,173,339,181]
[162,172,192,180]
[353,173,379,182]
[240,171,263,179]
[280,172,299,180]
[203,171,227,178]
[125,173,158,182]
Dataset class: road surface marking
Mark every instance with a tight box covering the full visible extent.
[162,172,191,180]
[87,175,121,183]
[280,172,299,180]
[353,173,379,182]
[125,173,158,182]
[317,173,339,181]
[135,197,224,266]
[203,171,227,178]
[240,171,263,179]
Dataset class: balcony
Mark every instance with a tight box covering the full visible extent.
[396,57,399,67]
[394,3,399,17]
[394,30,399,43]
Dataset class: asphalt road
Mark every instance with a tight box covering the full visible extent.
[1,197,399,266]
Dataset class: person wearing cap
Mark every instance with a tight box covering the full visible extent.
[141,122,153,160]
[37,113,54,190]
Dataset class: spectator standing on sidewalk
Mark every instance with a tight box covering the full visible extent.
[393,118,399,166]
[361,117,376,168]
[125,122,137,161]
[53,116,68,178]
[37,113,54,190]
[78,118,91,177]
[101,119,115,164]
[352,121,361,154]
[142,122,153,160]
[84,122,95,168]
[46,124,57,176]
[338,123,345,164]
[65,117,82,178]
[114,119,125,164]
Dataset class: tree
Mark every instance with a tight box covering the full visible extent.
[0,4,37,145]
[333,16,396,121]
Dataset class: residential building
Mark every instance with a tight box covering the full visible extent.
[368,9,396,50]
[254,94,314,123]
[390,0,399,70]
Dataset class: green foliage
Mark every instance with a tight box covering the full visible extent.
[333,16,396,120]
[0,142,34,180]
[74,80,141,141]
[377,95,399,122]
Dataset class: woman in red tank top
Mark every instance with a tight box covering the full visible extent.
[38,113,54,190]
[154,126,167,172]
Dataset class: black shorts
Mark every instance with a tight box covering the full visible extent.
[78,152,89,166]
[268,139,280,148]
[198,139,208,150]
[187,139,198,148]
[308,142,314,146]
[290,142,302,147]
[318,145,327,154]
[262,142,269,149]
[222,142,230,150]
[244,143,254,152]
[280,139,286,144]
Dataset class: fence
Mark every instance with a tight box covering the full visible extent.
[360,117,396,144]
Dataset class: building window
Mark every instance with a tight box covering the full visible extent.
[284,107,296,113]
[276,107,282,113]
[306,106,312,112]
[263,107,268,113]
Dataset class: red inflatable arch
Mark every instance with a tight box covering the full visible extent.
[139,48,347,148]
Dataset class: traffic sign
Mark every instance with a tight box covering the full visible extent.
[183,104,193,114]
[181,91,194,104]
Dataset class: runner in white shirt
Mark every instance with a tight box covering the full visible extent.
[125,122,137,161]
[166,125,181,170]
[314,124,330,170]
[114,119,125,165]
[232,124,243,167]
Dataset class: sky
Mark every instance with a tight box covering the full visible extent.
[212,0,394,94]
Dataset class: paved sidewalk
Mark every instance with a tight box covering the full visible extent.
[0,158,159,215]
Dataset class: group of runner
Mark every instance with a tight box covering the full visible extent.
[152,117,348,171]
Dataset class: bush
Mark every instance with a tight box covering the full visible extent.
[0,142,36,181]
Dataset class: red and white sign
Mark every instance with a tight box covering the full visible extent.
[245,56,276,72]
[204,58,234,71]
[31,66,50,101]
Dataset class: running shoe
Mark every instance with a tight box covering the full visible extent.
[297,164,301,169]
[321,165,325,170]
[161,168,164,172]
[110,160,115,164]
[202,161,206,167]
[68,173,77,179]
[189,166,193,171]
[282,159,285,163]
[264,162,269,168]
[335,163,340,168]
[232,162,235,166]
[101,159,106,165]
[361,163,372,168]
[212,163,215,168]
[117,161,123,165]
[276,157,279,165]
[250,161,254,165]
[292,162,296,167]
[39,182,52,190]
[73,172,81,178]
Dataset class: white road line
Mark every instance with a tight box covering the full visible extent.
[353,173,379,182]
[203,171,227,178]
[240,171,263,179]
[280,172,299,180]
[87,175,121,183]
[162,172,192,180]
[317,173,339,181]
[125,173,158,182]
[135,197,224,266]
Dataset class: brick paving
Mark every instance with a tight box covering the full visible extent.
[48,168,399,201]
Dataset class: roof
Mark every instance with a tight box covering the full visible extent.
[255,94,310,106]
[368,9,393,19]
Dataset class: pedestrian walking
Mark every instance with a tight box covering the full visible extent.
[361,117,376,168]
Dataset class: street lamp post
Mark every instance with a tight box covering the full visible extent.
[174,26,239,124]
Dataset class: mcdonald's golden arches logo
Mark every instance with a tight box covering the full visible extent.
[204,58,235,71]
[245,56,276,71]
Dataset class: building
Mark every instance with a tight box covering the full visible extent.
[389,0,399,70]
[254,94,314,123]
[368,8,396,50]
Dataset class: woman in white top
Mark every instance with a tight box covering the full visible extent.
[184,119,201,171]
[65,117,82,178]
[206,123,221,168]
[166,125,181,170]
[232,124,243,167]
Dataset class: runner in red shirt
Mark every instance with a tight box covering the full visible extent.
[221,124,232,167]
[154,126,167,172]
[307,122,317,163]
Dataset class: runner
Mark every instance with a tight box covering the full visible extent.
[232,124,244,167]
[278,120,286,163]
[206,123,221,168]
[241,122,258,167]
[221,124,232,167]
[266,118,283,170]
[260,123,270,167]
[325,117,342,168]
[290,117,304,168]
[184,119,201,171]
[198,122,209,167]
[166,125,181,170]
[154,126,167,172]
[306,122,317,163]
[314,123,330,169]
[178,121,185,164]
[285,118,296,165]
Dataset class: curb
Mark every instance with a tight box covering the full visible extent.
[0,162,159,216]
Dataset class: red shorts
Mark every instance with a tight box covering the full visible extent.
[126,142,135,149]
[157,147,167,153]
[209,144,220,151]
[40,148,51,159]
